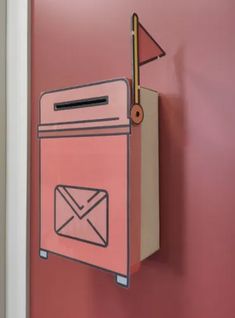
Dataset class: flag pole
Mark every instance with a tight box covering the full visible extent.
[131,13,144,125]
[132,13,140,105]
[131,13,166,124]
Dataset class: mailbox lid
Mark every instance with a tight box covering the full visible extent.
[38,78,131,138]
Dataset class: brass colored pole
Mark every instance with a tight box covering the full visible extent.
[132,13,140,105]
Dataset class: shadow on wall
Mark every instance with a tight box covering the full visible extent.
[153,46,186,275]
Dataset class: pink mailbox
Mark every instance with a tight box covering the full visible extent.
[38,78,159,287]
[38,12,165,287]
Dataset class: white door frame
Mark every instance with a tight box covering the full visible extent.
[6,0,29,317]
[0,0,6,316]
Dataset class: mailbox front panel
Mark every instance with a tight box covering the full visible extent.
[39,79,131,281]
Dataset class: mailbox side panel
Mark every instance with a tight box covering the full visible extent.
[140,88,159,260]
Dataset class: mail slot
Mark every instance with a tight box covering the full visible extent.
[38,78,159,287]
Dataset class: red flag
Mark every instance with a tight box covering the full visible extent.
[138,22,166,66]
[131,13,166,107]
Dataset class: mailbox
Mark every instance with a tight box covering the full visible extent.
[38,13,165,287]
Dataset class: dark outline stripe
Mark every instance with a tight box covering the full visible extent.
[63,186,84,210]
[87,191,99,203]
[38,131,130,139]
[56,187,82,219]
[87,219,106,245]
[39,124,130,133]
[80,194,107,219]
[56,216,74,233]
[39,117,120,127]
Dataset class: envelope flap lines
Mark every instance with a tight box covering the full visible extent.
[56,186,107,219]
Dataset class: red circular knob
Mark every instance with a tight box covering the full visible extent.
[130,104,144,125]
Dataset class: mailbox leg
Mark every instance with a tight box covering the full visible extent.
[39,249,48,259]
[116,274,128,287]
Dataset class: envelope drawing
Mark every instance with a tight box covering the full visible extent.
[54,185,109,247]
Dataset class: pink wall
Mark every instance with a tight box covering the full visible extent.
[30,0,235,317]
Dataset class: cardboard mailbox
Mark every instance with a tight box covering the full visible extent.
[38,13,165,287]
